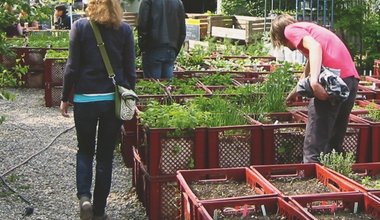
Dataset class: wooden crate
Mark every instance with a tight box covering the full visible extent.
[209,16,273,43]
[123,12,138,27]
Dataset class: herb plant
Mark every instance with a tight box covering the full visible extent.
[320,149,355,177]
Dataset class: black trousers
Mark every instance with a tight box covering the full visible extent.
[303,76,359,163]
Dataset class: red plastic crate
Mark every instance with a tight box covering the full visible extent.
[326,162,380,193]
[251,163,357,197]
[138,127,207,176]
[290,193,380,220]
[197,197,310,220]
[350,111,380,162]
[258,112,306,164]
[44,58,67,84]
[207,124,262,168]
[369,191,380,202]
[176,167,278,220]
[133,147,180,220]
[357,84,377,100]
[296,111,370,163]
[120,114,138,168]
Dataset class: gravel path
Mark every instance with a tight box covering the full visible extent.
[0,88,147,220]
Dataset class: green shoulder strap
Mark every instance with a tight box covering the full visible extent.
[89,20,115,79]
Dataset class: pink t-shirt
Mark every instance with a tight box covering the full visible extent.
[284,22,359,79]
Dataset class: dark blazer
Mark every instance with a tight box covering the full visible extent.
[137,0,186,55]
[62,18,136,102]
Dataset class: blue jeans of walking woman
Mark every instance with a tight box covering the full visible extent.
[74,101,122,216]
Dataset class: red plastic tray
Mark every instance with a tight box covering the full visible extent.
[251,163,357,197]
[290,193,380,220]
[197,197,309,220]
[326,162,380,192]
[176,167,278,220]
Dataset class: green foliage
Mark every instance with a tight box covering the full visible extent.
[0,60,29,87]
[27,31,69,48]
[139,101,209,136]
[45,49,69,59]
[188,96,248,127]
[334,0,380,73]
[221,0,266,17]
[320,149,355,177]
[164,78,203,95]
[361,176,380,189]
[257,62,297,113]
[366,102,380,121]
[135,80,164,95]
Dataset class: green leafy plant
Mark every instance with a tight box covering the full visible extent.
[139,101,210,136]
[320,149,355,177]
[361,176,380,189]
[366,102,380,121]
[45,49,69,59]
[135,80,164,95]
[0,59,29,87]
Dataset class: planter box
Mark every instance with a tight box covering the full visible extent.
[197,197,309,220]
[369,191,380,202]
[138,127,207,176]
[326,162,380,192]
[133,147,180,220]
[350,110,380,162]
[120,114,138,168]
[296,111,370,163]
[258,112,306,164]
[209,16,273,43]
[176,167,278,220]
[251,163,357,197]
[357,84,377,100]
[207,124,262,168]
[44,58,67,84]
[290,193,380,219]
[44,82,62,107]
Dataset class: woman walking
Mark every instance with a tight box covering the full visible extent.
[60,0,136,219]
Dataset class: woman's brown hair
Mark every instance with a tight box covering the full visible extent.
[86,0,123,29]
[270,14,297,48]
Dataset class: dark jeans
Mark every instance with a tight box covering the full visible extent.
[142,47,176,79]
[303,76,359,163]
[74,101,122,216]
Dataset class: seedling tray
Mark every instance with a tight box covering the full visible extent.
[176,167,277,220]
[251,163,357,197]
[290,193,380,220]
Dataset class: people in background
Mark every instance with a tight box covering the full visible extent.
[137,0,186,79]
[60,0,136,219]
[270,14,360,163]
[54,4,71,29]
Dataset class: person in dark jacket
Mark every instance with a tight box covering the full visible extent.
[60,0,136,219]
[54,4,71,29]
[138,0,186,79]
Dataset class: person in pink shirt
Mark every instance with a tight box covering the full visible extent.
[270,14,360,163]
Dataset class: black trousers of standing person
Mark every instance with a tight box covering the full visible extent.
[303,76,359,163]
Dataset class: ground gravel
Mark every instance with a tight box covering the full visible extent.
[0,88,147,220]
